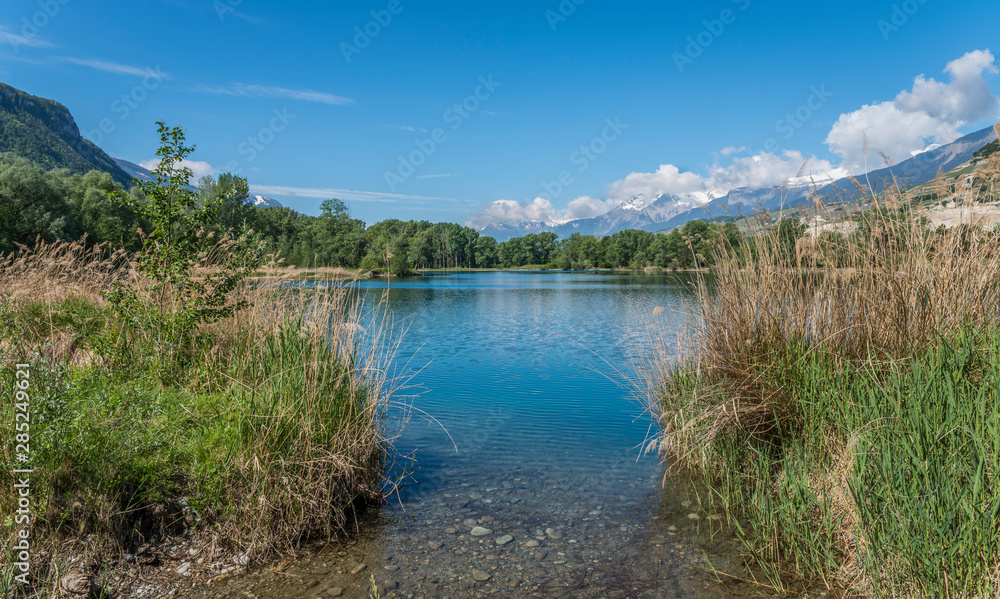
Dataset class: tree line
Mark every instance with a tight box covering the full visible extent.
[0,153,744,273]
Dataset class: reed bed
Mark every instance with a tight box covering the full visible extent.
[0,237,137,304]
[0,240,396,597]
[638,183,1000,597]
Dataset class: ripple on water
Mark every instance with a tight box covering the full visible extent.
[188,273,776,598]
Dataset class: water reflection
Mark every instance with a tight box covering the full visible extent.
[189,272,773,598]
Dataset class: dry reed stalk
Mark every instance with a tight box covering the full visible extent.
[199,280,400,557]
[693,189,1000,436]
[0,237,138,304]
[1,236,401,564]
[635,168,1000,595]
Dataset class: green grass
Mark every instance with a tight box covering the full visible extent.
[641,190,1000,597]
[670,329,1000,596]
[1,279,392,597]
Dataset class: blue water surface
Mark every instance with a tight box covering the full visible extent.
[354,271,697,514]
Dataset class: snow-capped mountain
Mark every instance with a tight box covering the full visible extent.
[619,194,652,211]
[478,193,704,241]
[555,193,702,237]
[251,195,283,208]
[476,125,999,241]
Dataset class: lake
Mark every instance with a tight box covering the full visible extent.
[192,271,756,598]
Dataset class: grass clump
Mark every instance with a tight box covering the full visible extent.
[0,124,395,598]
[638,184,1000,596]
[0,242,393,598]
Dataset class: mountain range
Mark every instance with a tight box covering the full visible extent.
[0,80,992,236]
[480,126,999,241]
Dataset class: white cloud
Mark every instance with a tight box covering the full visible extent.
[827,49,999,172]
[467,50,1000,230]
[466,197,560,228]
[0,26,54,49]
[206,83,353,106]
[607,164,706,202]
[62,57,169,78]
[250,184,463,205]
[140,159,217,183]
[897,50,998,122]
[467,152,842,229]
[466,195,625,229]
[565,195,621,220]
[385,124,429,133]
[602,151,840,205]
[706,151,840,193]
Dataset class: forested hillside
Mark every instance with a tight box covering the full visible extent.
[0,82,132,186]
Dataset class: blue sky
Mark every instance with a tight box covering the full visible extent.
[2,0,999,227]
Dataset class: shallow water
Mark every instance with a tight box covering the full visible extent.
[190,271,776,598]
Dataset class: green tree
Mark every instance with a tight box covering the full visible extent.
[474,236,498,268]
[203,172,253,234]
[0,153,76,252]
[106,122,262,379]
[63,169,141,249]
[557,233,601,270]
[312,198,366,267]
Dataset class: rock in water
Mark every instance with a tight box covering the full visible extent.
[472,570,492,581]
[470,526,492,536]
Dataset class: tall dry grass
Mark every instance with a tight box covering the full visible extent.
[638,179,1000,596]
[0,239,397,596]
[200,282,398,557]
[0,237,137,304]
[696,198,1000,439]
